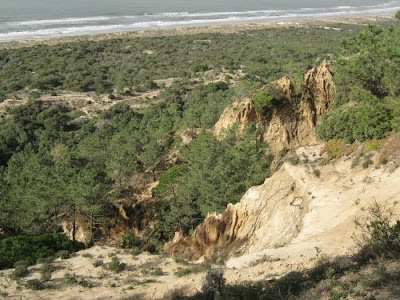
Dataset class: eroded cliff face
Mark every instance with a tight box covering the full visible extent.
[213,97,263,136]
[164,61,384,261]
[63,61,335,246]
[213,60,334,156]
[165,163,308,260]
[165,145,400,262]
[62,181,157,245]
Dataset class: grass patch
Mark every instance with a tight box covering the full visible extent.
[107,257,125,273]
[174,261,211,278]
[25,279,44,290]
[64,273,78,285]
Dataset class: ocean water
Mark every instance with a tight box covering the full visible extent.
[1,0,400,41]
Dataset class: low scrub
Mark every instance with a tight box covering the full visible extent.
[174,261,211,278]
[0,233,85,270]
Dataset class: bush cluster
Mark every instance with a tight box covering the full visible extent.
[0,233,84,270]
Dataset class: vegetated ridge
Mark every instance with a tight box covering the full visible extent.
[0,15,400,300]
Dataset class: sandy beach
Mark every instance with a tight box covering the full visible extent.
[0,13,395,50]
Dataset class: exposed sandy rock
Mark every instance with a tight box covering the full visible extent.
[165,145,400,264]
[299,59,334,126]
[165,164,306,261]
[265,60,334,154]
[62,181,158,245]
[212,61,334,156]
[3,146,400,300]
[0,90,161,120]
[213,97,263,136]
[274,75,294,102]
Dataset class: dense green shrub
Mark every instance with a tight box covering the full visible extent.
[0,233,84,270]
[121,230,141,249]
[317,101,392,143]
[11,263,28,279]
[25,279,45,290]
[0,24,359,97]
[252,83,287,114]
[155,126,272,241]
[152,165,186,198]
[108,256,125,273]
[319,23,400,142]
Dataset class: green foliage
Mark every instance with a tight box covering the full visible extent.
[108,257,125,273]
[365,204,400,257]
[11,263,28,279]
[252,83,287,114]
[323,139,346,159]
[313,168,321,178]
[155,125,272,241]
[362,157,373,169]
[93,260,103,268]
[64,273,78,285]
[40,263,53,282]
[356,203,400,260]
[351,154,362,169]
[57,250,70,259]
[364,139,380,151]
[317,101,392,143]
[336,25,400,101]
[152,165,186,198]
[149,267,165,276]
[121,230,141,249]
[319,23,400,143]
[25,279,44,290]
[0,233,84,270]
[174,261,211,278]
[287,154,300,165]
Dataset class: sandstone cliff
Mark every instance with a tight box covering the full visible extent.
[213,97,263,136]
[213,60,334,155]
[165,145,400,262]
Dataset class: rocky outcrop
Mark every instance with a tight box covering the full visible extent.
[165,145,400,262]
[62,181,157,245]
[274,75,294,102]
[300,60,334,125]
[164,161,308,260]
[213,97,263,136]
[213,60,334,156]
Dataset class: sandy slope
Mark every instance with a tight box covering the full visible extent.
[1,145,399,299]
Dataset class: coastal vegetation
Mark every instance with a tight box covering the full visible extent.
[0,23,365,255]
[317,24,400,142]
[0,24,362,101]
[0,16,400,292]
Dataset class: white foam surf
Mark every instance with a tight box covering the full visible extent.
[1,2,399,42]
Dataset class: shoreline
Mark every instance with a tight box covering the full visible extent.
[0,13,396,49]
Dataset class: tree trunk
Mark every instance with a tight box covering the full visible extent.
[72,206,76,242]
[89,212,94,245]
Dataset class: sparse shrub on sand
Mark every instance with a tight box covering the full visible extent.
[64,273,78,285]
[108,257,125,273]
[25,279,44,290]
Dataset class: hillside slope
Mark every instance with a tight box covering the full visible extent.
[166,144,400,268]
[2,145,399,299]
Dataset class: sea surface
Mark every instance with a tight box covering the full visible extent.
[1,0,400,41]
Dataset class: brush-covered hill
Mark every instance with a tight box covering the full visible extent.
[1,14,400,300]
